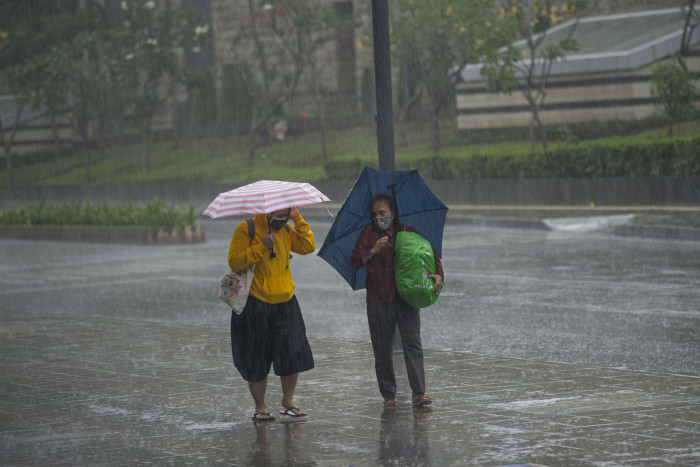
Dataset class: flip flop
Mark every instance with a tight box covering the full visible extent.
[412,394,433,407]
[251,411,275,422]
[279,406,307,417]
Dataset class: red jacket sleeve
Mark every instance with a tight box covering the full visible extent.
[350,226,374,270]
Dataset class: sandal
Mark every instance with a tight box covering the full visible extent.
[412,394,433,407]
[251,411,276,422]
[383,398,397,406]
[279,406,307,417]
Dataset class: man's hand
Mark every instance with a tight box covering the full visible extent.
[290,206,300,217]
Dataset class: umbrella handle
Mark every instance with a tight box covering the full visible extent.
[387,183,400,227]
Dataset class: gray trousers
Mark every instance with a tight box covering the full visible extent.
[367,298,426,399]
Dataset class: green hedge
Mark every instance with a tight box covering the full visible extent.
[323,136,700,179]
[458,115,669,145]
[0,198,198,228]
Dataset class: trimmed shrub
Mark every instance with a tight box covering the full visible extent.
[0,198,198,228]
[323,136,700,180]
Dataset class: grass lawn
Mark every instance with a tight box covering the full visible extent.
[1,117,698,185]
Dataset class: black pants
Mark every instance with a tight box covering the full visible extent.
[367,298,425,399]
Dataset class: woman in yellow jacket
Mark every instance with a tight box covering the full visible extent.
[228,207,316,423]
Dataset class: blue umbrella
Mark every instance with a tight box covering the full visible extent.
[318,167,448,290]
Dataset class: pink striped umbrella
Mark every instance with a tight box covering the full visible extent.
[202,180,331,219]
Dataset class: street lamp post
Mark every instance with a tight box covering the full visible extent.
[372,0,402,352]
[371,0,395,171]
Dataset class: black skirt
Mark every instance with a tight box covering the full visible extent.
[230,295,314,382]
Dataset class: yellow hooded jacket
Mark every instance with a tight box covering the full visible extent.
[227,212,315,304]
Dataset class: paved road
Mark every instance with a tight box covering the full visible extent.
[1,219,699,465]
[7,219,696,373]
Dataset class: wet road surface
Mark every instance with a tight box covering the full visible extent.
[1,220,699,465]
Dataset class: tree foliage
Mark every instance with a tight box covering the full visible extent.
[0,0,86,183]
[234,0,343,165]
[650,54,699,137]
[481,0,594,151]
[1,0,207,181]
[54,21,132,181]
[118,0,209,173]
[390,0,503,153]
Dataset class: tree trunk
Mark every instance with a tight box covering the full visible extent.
[2,146,14,185]
[75,108,90,182]
[143,137,151,174]
[247,0,270,168]
[531,105,547,151]
[397,86,421,148]
[84,142,92,182]
[142,117,152,174]
[310,66,330,159]
[430,106,441,153]
[1,104,25,185]
[247,125,259,166]
[319,98,329,159]
[50,107,60,152]
[680,0,697,57]
[537,118,548,151]
[668,118,674,138]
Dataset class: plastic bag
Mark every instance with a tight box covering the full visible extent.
[218,265,255,314]
[394,230,441,308]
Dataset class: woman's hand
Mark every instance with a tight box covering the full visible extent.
[371,236,389,255]
[262,230,275,248]
[429,274,443,292]
[363,236,388,265]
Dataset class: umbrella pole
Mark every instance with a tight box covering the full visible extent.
[388,183,401,229]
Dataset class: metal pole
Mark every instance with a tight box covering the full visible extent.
[371,0,395,171]
[372,0,400,353]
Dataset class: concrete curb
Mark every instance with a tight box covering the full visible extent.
[611,224,700,242]
[0,223,206,244]
[446,215,550,230]
[301,209,700,242]
[3,214,700,244]
[450,215,700,242]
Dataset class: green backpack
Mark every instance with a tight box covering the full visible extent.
[393,230,441,308]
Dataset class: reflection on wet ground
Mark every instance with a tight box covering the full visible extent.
[1,309,698,465]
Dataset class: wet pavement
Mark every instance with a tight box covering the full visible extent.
[1,210,700,465]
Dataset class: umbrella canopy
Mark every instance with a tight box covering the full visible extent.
[318,167,448,290]
[202,180,331,219]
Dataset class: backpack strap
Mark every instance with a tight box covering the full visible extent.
[246,219,255,246]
